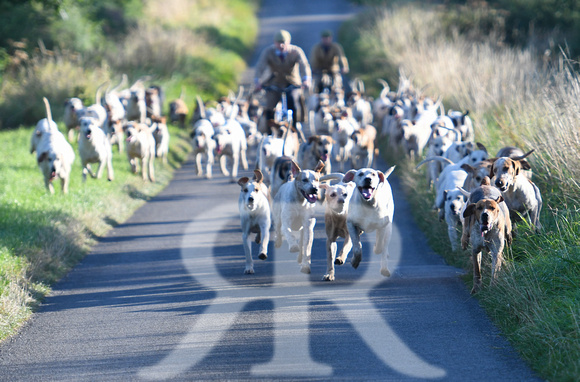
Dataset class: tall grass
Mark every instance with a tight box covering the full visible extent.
[343,4,580,381]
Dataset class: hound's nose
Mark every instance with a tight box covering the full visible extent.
[481,212,489,224]
[495,179,504,188]
[248,196,254,203]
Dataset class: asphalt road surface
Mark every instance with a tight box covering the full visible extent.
[0,1,542,381]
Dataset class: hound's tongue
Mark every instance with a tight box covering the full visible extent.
[360,187,373,200]
[303,192,318,203]
[481,225,490,237]
[320,153,328,161]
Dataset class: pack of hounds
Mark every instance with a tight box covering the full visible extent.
[32,70,543,293]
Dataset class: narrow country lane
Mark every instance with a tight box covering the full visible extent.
[0,1,541,381]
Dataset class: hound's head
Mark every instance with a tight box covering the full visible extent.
[292,160,324,203]
[461,160,493,191]
[463,196,504,236]
[444,188,467,220]
[490,157,531,192]
[308,135,334,162]
[79,116,99,140]
[342,166,395,202]
[38,150,64,182]
[320,182,355,214]
[238,170,267,211]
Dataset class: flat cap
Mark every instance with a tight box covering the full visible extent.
[274,29,291,43]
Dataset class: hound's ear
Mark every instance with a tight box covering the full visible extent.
[481,176,491,186]
[519,159,532,172]
[253,169,264,183]
[342,170,357,183]
[512,159,521,176]
[315,160,325,173]
[320,184,329,191]
[495,195,504,204]
[476,142,488,153]
[377,171,385,183]
[463,204,476,218]
[237,177,249,187]
[291,160,301,177]
[460,164,475,173]
[489,161,497,179]
[308,135,319,143]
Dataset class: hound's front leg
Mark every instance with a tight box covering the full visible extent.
[206,152,214,179]
[347,221,363,269]
[335,233,352,265]
[300,217,316,274]
[242,229,254,274]
[376,224,392,277]
[323,238,337,281]
[490,239,505,284]
[219,155,230,177]
[195,152,203,176]
[258,220,270,260]
[471,249,483,294]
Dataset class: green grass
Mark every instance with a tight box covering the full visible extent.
[0,124,192,340]
[0,0,259,341]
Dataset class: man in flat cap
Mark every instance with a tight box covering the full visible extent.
[309,29,349,94]
[254,29,311,134]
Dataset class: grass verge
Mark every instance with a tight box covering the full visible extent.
[341,4,580,381]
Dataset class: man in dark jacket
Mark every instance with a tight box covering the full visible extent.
[309,29,349,93]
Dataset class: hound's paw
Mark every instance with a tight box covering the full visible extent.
[380,267,391,277]
[258,253,267,260]
[471,281,482,294]
[351,255,362,269]
[300,265,311,274]
[322,273,335,281]
[334,257,345,265]
[289,244,300,253]
[275,238,282,248]
[244,267,255,274]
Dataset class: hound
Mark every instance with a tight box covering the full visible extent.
[63,97,84,142]
[272,160,324,275]
[490,152,542,230]
[123,121,156,182]
[190,119,216,179]
[350,124,377,169]
[463,195,512,294]
[319,173,355,281]
[297,135,334,174]
[151,120,170,164]
[34,98,76,194]
[342,166,396,277]
[269,156,294,201]
[238,169,271,274]
[78,116,114,182]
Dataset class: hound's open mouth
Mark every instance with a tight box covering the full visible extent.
[480,224,490,237]
[50,171,57,181]
[85,132,91,139]
[359,186,374,200]
[320,153,328,161]
[301,190,318,203]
